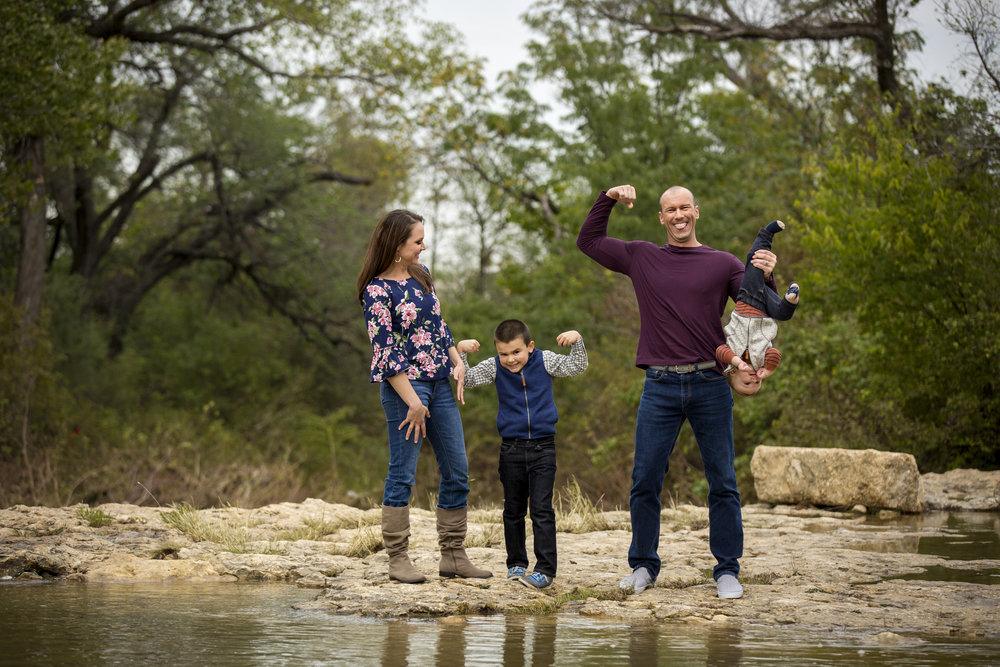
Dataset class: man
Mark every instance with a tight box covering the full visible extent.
[576,184,778,599]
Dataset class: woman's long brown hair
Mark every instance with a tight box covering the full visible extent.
[356,209,433,304]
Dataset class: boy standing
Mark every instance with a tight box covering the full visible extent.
[456,320,588,589]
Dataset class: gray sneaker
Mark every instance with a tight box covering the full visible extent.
[619,567,654,594]
[506,566,526,579]
[716,573,743,599]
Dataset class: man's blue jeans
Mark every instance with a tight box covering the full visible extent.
[379,378,470,509]
[628,368,742,580]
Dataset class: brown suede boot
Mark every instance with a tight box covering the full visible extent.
[436,506,493,579]
[381,505,426,584]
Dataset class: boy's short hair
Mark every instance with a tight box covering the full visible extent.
[494,319,532,345]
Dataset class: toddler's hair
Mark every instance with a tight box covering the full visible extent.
[494,319,532,345]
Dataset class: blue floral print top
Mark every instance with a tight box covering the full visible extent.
[363,274,456,383]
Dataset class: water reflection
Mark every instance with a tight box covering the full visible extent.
[1,582,998,665]
[707,623,743,666]
[438,619,471,667]
[628,624,659,665]
[498,615,556,667]
[383,619,409,667]
[502,616,527,666]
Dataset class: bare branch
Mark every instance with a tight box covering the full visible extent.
[459,155,560,223]
[582,0,900,96]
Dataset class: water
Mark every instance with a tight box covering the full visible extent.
[836,511,1000,584]
[1,581,998,666]
[2,511,998,665]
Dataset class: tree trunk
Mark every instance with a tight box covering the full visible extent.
[873,0,900,99]
[13,135,47,329]
[10,134,47,499]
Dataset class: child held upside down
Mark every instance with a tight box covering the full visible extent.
[716,220,800,395]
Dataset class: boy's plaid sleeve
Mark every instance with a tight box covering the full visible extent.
[542,339,589,378]
[461,354,497,387]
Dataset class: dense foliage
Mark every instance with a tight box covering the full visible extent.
[2,0,997,508]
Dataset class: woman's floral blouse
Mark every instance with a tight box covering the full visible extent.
[363,275,456,383]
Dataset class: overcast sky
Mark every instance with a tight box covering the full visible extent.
[420,0,968,88]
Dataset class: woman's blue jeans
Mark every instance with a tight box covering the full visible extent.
[628,368,743,580]
[380,378,470,510]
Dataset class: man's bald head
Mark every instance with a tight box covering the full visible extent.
[658,186,701,247]
[659,186,696,210]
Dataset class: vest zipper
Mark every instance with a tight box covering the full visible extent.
[521,372,531,438]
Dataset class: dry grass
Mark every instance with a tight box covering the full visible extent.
[276,516,341,542]
[338,524,382,557]
[159,503,281,554]
[468,507,502,524]
[463,522,504,548]
[356,509,382,527]
[555,478,627,533]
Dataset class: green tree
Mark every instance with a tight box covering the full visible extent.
[0,0,121,327]
[4,1,479,355]
[0,1,486,505]
[796,94,999,469]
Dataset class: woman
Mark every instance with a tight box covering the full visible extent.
[357,209,492,584]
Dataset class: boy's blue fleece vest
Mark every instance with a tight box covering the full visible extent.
[494,349,558,439]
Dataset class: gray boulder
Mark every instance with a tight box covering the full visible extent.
[751,446,923,512]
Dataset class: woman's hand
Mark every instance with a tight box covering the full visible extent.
[400,401,430,443]
[386,373,428,443]
[451,362,466,404]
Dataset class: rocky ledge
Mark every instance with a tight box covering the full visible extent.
[1,468,997,642]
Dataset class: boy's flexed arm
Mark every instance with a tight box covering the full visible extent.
[544,330,589,378]
[456,338,498,388]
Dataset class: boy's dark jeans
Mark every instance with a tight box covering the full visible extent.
[498,436,557,577]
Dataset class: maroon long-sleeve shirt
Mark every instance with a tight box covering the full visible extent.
[576,192,744,370]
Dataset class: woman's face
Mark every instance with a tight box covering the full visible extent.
[396,222,426,266]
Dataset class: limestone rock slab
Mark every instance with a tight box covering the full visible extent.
[751,446,923,512]
[920,469,1000,511]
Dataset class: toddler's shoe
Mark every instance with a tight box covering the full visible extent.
[506,566,526,579]
[518,571,553,589]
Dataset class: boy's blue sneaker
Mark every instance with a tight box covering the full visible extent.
[506,566,527,579]
[518,571,553,589]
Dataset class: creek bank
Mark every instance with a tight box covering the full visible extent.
[2,482,998,641]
